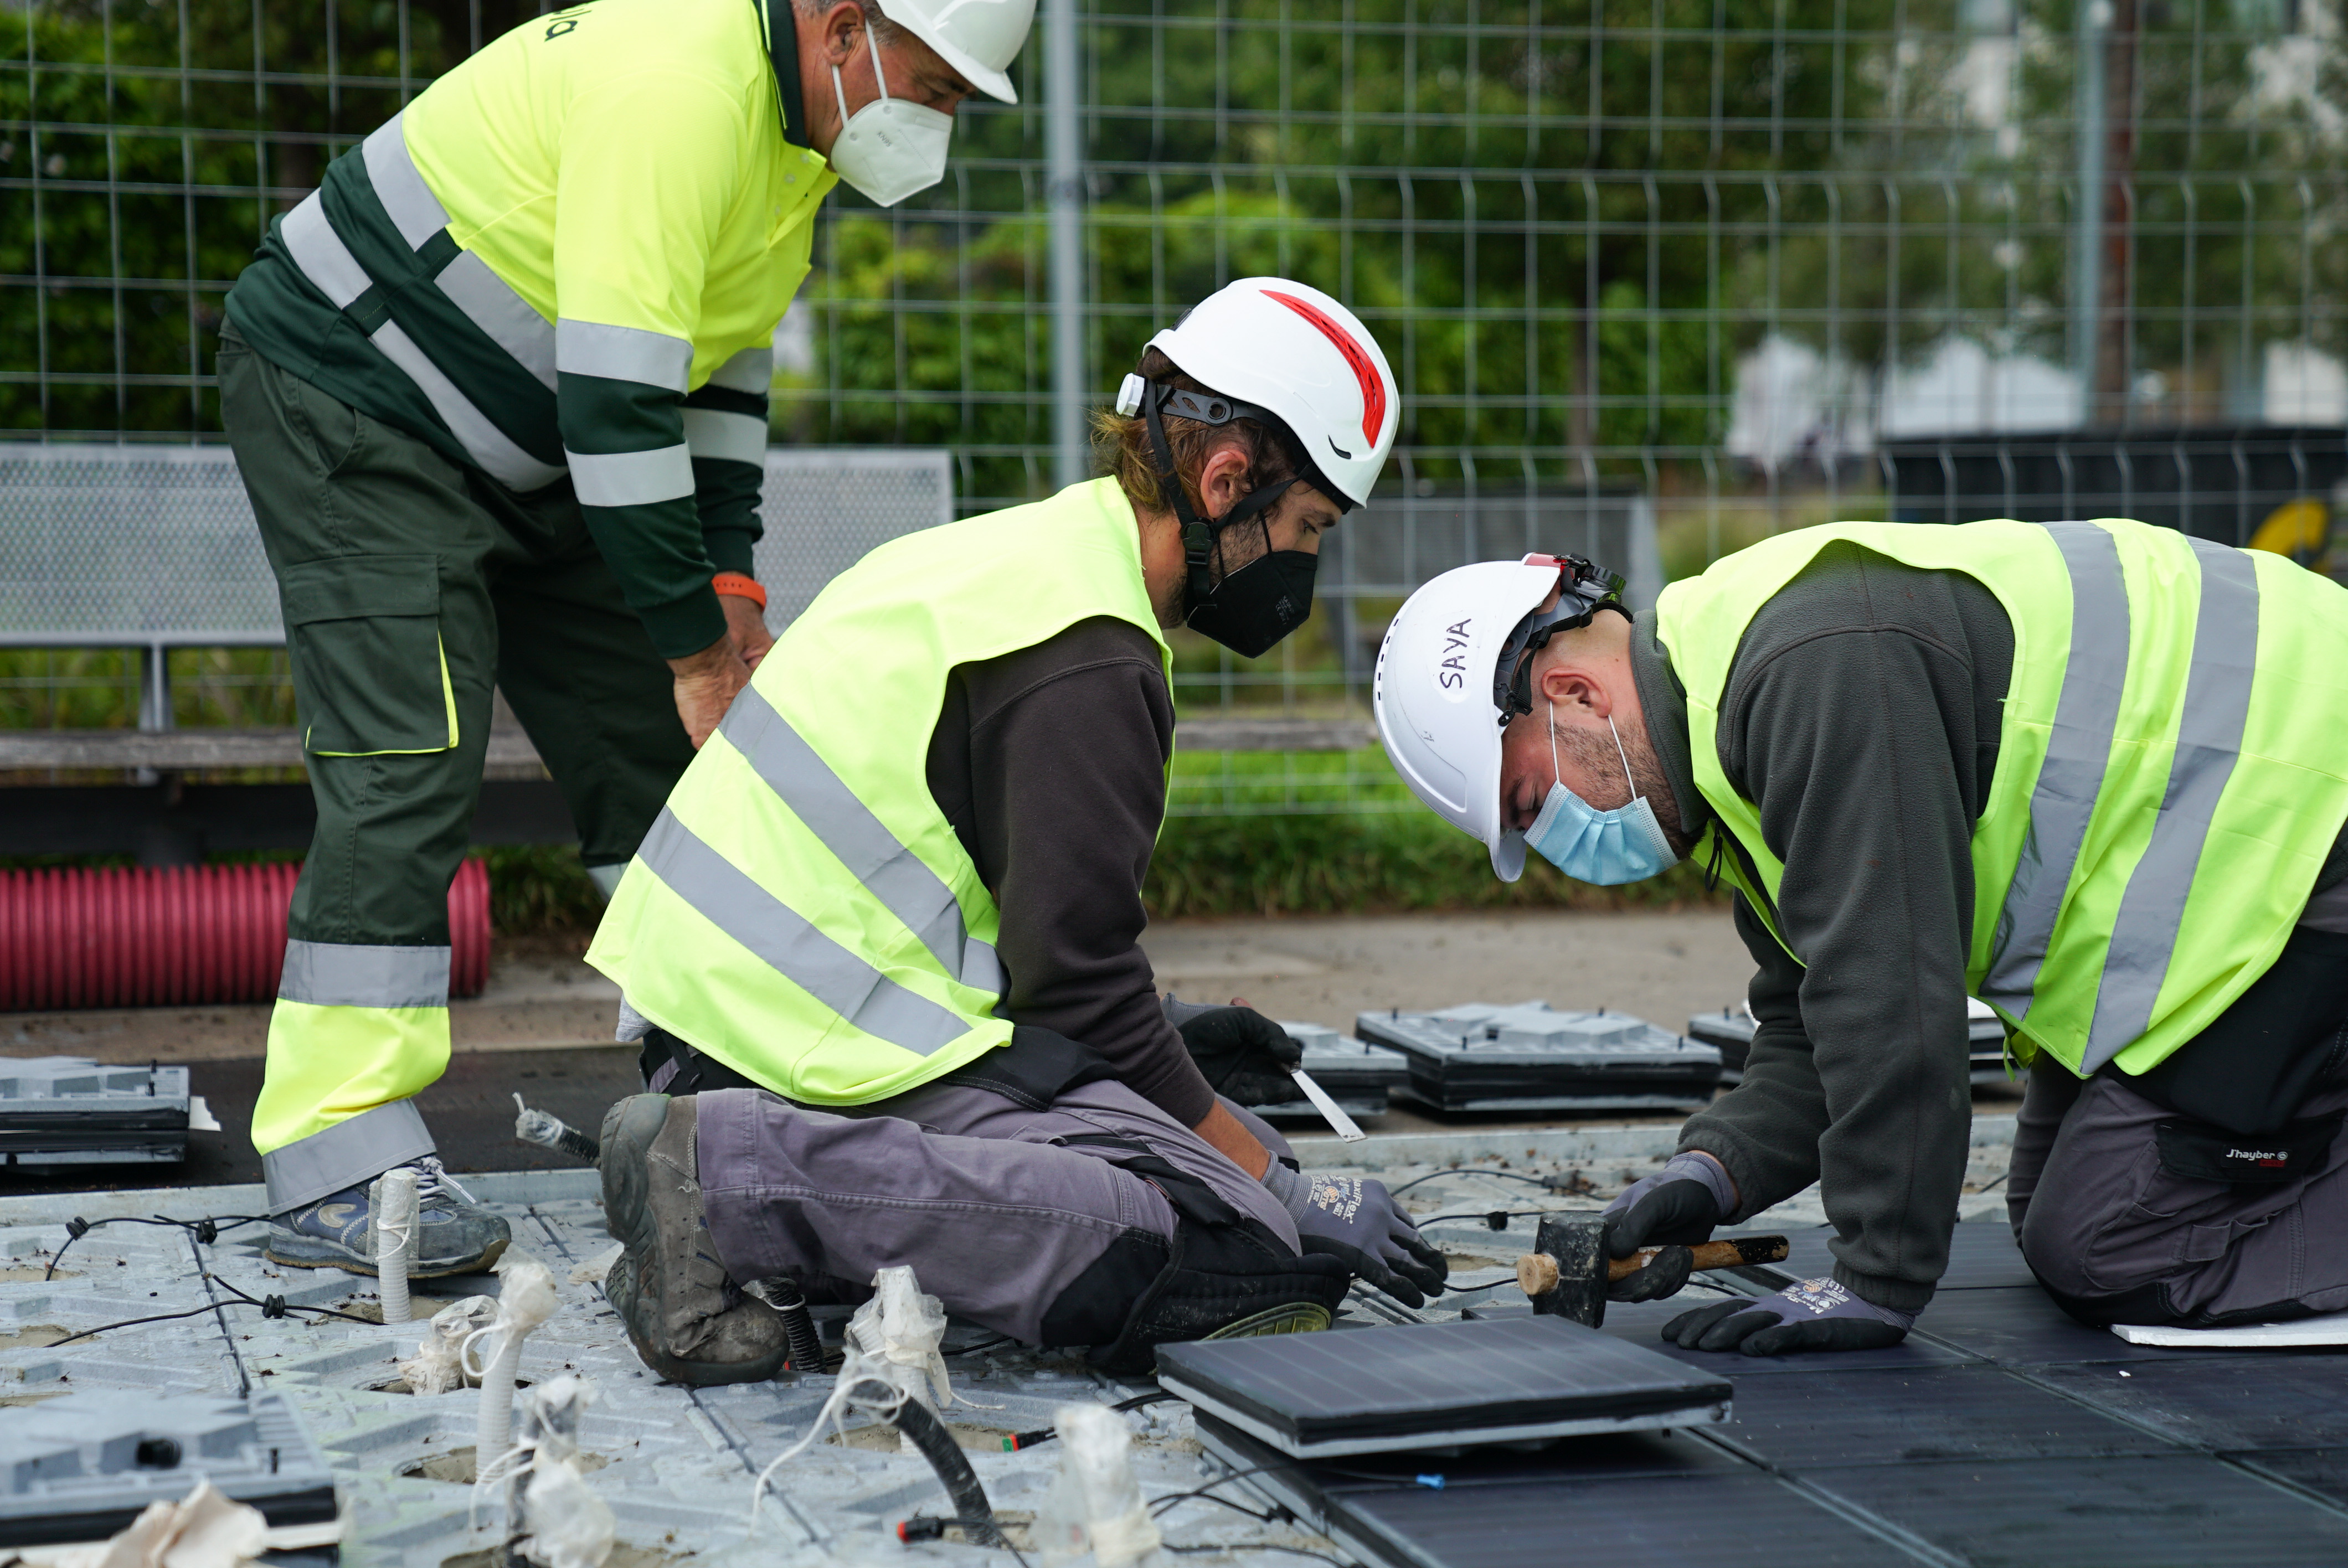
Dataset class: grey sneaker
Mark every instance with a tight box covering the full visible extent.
[600,1094,789,1385]
[265,1157,511,1277]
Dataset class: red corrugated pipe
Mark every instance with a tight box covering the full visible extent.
[0,858,491,1011]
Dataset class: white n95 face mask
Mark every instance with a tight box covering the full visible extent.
[827,25,952,207]
[1523,705,1680,885]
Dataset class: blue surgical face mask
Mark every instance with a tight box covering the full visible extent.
[1523,705,1680,885]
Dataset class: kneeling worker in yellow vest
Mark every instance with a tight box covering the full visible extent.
[1378,525,2348,1352]
[587,278,1448,1383]
[220,0,1031,1278]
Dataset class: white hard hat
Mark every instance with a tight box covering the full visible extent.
[1126,277,1399,509]
[1373,554,1629,881]
[875,0,1034,104]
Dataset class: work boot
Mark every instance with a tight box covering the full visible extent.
[600,1094,790,1386]
[265,1156,511,1277]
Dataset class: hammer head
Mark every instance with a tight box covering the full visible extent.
[1526,1214,1608,1327]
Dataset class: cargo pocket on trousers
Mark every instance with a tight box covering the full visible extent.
[280,555,459,755]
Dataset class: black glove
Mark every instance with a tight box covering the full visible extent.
[1662,1277,1915,1355]
[1163,993,1302,1106]
[1598,1152,1734,1303]
[1264,1165,1449,1308]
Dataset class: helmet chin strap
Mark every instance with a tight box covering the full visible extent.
[1140,381,1297,616]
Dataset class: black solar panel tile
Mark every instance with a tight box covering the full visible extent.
[1743,1220,2041,1292]
[1707,1365,2181,1468]
[1331,1471,1922,1568]
[2031,1357,2348,1451]
[2229,1448,2348,1508]
[1597,1294,1984,1374]
[1806,1455,2348,1566]
[1907,1287,2241,1366]
[1155,1314,1731,1456]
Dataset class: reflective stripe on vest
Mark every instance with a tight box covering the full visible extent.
[634,809,972,1056]
[586,477,1172,1102]
[1654,517,2348,1079]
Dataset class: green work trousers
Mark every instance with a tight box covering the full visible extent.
[219,320,693,1211]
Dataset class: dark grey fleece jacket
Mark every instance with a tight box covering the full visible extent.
[1629,540,2348,1312]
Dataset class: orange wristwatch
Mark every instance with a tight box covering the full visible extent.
[712,571,767,610]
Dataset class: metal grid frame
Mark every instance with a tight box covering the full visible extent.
[6,0,2344,813]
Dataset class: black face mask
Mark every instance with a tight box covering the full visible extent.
[1186,545,1319,658]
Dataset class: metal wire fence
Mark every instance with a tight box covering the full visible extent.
[6,0,2345,813]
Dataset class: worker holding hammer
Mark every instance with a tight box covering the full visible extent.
[1377,523,2348,1351]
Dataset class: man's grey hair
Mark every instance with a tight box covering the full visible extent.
[792,0,906,47]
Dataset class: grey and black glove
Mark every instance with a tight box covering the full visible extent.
[1662,1276,1914,1355]
[1163,993,1303,1106]
[1262,1164,1449,1308]
[1599,1151,1736,1303]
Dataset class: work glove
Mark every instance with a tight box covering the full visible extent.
[1662,1277,1915,1356]
[1600,1151,1736,1303]
[1163,993,1303,1106]
[1262,1164,1449,1309]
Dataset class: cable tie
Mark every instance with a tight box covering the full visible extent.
[192,1220,217,1244]
[65,1218,90,1240]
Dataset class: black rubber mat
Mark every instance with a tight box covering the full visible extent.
[1752,1220,2042,1292]
[2032,1357,2348,1451]
[0,1048,633,1195]
[1708,1365,2177,1468]
[1332,1471,1921,1568]
[1597,1293,1984,1375]
[1806,1454,2348,1565]
[2232,1448,2348,1507]
[1906,1286,2235,1366]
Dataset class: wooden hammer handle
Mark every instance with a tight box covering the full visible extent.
[1515,1235,1790,1298]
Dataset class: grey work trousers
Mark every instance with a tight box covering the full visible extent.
[694,1077,1300,1346]
[2009,1066,2348,1325]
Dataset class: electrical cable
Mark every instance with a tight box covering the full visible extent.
[1002,1390,1180,1451]
[49,1273,375,1347]
[879,1388,1006,1548]
[895,1516,1035,1567]
[1414,1208,1579,1230]
[44,1213,267,1281]
[1436,1276,1519,1294]
[1147,1464,1300,1517]
[1386,1168,1550,1196]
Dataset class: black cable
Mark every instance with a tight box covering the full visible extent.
[50,1275,380,1347]
[1159,1491,1289,1525]
[45,1213,267,1281]
[1166,1544,1347,1567]
[1147,1464,1298,1517]
[1003,1390,1180,1451]
[1386,1168,1549,1196]
[1438,1276,1518,1294]
[1414,1208,1575,1230]
[749,1277,827,1373]
[876,1384,1005,1548]
[896,1516,1036,1568]
[48,1303,226,1347]
[946,1334,1018,1359]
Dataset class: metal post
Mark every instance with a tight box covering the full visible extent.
[2070,0,2109,417]
[1046,0,1087,490]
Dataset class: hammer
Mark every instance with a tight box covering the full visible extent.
[1515,1214,1790,1328]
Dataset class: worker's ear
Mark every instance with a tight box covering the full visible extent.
[820,0,868,65]
[1195,444,1254,521]
[1538,656,1609,718]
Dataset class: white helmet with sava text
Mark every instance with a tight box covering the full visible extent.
[1373,553,1630,880]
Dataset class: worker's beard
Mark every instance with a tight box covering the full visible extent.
[1551,715,1693,859]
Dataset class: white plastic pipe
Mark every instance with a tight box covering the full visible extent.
[470,1254,560,1460]
[375,1167,419,1324]
[476,1333,526,1454]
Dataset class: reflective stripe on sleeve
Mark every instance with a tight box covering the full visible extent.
[707,344,775,394]
[362,112,450,249]
[1979,523,2133,1023]
[566,444,696,507]
[2079,539,2262,1071]
[718,683,1000,989]
[280,193,371,307]
[683,408,769,466]
[557,319,694,393]
[435,250,558,392]
[279,939,452,1009]
[637,809,972,1056]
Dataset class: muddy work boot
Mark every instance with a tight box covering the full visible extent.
[266,1157,510,1277]
[600,1094,789,1385]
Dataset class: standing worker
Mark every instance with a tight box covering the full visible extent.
[219,0,1033,1276]
[1376,522,2348,1349]
[588,278,1448,1384]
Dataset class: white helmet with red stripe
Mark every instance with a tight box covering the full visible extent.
[1117,277,1398,509]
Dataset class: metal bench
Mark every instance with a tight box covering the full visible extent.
[0,443,960,857]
